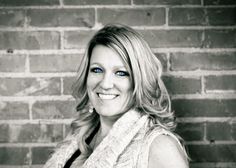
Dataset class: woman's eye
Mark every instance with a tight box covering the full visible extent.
[90,67,103,73]
[116,71,130,77]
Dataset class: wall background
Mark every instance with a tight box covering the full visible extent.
[0,0,235,167]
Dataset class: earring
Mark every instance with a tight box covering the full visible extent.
[89,105,94,113]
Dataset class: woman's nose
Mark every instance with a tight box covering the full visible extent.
[99,73,114,89]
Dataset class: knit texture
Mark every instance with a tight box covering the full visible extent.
[43,110,183,168]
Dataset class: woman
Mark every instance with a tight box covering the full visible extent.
[44,24,189,168]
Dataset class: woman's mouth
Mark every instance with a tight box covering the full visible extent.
[97,93,118,100]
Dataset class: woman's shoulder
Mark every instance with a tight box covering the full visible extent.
[137,126,189,168]
[146,126,189,168]
[148,133,189,168]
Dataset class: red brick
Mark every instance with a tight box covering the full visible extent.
[32,100,76,119]
[172,99,236,117]
[175,123,204,141]
[27,8,95,28]
[133,0,201,5]
[0,0,59,6]
[188,144,236,162]
[0,31,60,50]
[0,101,29,120]
[30,54,83,72]
[163,76,201,94]
[0,147,29,165]
[98,8,165,26]
[8,124,63,143]
[0,9,25,27]
[204,29,236,48]
[64,30,96,49]
[138,30,203,48]
[0,124,9,142]
[204,0,236,5]
[169,8,205,26]
[64,0,131,5]
[32,147,54,164]
[0,77,60,96]
[205,75,236,91]
[170,52,236,71]
[63,77,76,95]
[0,54,26,72]
[206,122,232,141]
[206,8,236,26]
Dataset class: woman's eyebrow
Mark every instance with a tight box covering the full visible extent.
[113,66,127,70]
[90,63,102,67]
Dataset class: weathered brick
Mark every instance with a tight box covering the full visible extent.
[32,100,76,119]
[0,101,29,120]
[204,29,236,48]
[204,0,236,5]
[27,8,95,28]
[0,0,59,6]
[163,76,201,94]
[0,147,29,165]
[0,124,9,142]
[169,8,236,26]
[205,75,236,91]
[169,8,205,26]
[32,147,54,164]
[0,31,60,50]
[188,144,236,162]
[133,0,201,5]
[232,122,236,140]
[0,54,26,72]
[65,124,71,137]
[154,53,168,72]
[138,30,203,48]
[206,122,232,141]
[30,54,83,72]
[0,77,60,96]
[64,0,131,5]
[0,9,25,27]
[175,123,204,141]
[64,30,96,49]
[31,165,44,168]
[190,163,236,168]
[170,52,236,71]
[172,99,236,117]
[63,77,76,95]
[8,124,63,143]
[206,8,236,26]
[98,8,165,26]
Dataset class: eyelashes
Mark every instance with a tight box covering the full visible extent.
[90,67,130,77]
[90,67,103,73]
[115,71,130,77]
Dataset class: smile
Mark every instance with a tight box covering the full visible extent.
[97,93,118,100]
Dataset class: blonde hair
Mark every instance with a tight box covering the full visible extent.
[71,24,176,159]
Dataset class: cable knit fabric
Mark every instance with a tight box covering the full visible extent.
[43,110,183,168]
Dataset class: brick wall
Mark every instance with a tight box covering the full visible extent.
[0,0,235,167]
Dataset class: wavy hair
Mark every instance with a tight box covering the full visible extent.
[71,23,176,160]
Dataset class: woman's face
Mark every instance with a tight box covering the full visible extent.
[87,45,133,118]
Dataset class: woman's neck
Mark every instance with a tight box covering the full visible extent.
[91,115,119,149]
[99,115,120,137]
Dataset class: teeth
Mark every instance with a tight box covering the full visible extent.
[98,93,117,100]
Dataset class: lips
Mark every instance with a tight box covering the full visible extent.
[97,93,118,100]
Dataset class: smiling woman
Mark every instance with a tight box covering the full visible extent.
[43,24,189,168]
[87,45,132,118]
